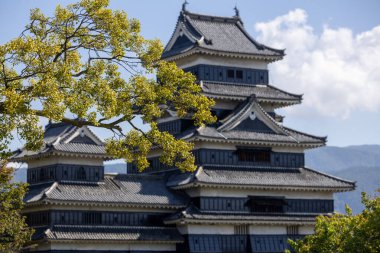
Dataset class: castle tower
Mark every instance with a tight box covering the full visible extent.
[127,9,355,253]
[12,121,186,253]
[12,8,355,253]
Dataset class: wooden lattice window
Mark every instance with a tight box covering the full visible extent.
[234,225,249,235]
[237,149,271,162]
[287,226,299,235]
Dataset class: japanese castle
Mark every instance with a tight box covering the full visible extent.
[12,7,355,253]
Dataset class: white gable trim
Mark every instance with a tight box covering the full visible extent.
[64,126,103,145]
[164,21,201,52]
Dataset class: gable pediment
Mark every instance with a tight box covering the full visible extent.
[64,126,104,146]
[217,96,287,135]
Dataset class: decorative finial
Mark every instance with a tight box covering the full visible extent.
[234,5,240,17]
[182,0,189,12]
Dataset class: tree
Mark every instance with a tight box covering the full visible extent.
[0,0,215,171]
[288,193,380,253]
[0,162,34,252]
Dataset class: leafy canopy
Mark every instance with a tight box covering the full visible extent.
[288,193,380,253]
[0,0,215,171]
[0,162,34,252]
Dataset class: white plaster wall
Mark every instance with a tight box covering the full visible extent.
[27,157,104,168]
[250,225,287,235]
[48,242,176,251]
[198,188,334,200]
[175,54,269,70]
[182,224,235,235]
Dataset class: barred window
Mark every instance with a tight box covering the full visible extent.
[237,149,271,162]
[234,225,249,235]
[287,226,299,235]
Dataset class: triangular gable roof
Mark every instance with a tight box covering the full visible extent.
[174,99,326,148]
[162,10,285,61]
[11,121,112,162]
[217,96,287,134]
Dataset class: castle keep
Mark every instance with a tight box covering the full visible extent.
[12,8,355,253]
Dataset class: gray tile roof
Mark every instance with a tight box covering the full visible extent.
[11,122,112,162]
[35,225,183,242]
[191,126,326,146]
[162,11,284,59]
[25,174,188,208]
[167,166,355,191]
[165,206,317,224]
[201,81,302,104]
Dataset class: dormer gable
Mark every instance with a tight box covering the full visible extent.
[218,96,287,135]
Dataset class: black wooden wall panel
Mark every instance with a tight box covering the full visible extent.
[188,234,247,253]
[193,149,305,168]
[184,64,269,85]
[27,210,167,227]
[27,164,104,184]
[194,197,333,213]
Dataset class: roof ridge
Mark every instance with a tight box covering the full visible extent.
[234,20,285,54]
[218,96,256,131]
[254,102,291,136]
[183,10,241,23]
[302,166,356,186]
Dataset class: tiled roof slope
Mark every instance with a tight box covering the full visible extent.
[11,122,112,162]
[34,225,183,243]
[201,81,302,105]
[165,206,317,225]
[167,166,355,192]
[25,174,188,209]
[162,11,284,60]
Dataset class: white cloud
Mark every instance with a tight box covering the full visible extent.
[255,9,380,118]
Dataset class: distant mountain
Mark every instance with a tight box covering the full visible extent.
[331,166,379,213]
[306,145,380,214]
[305,145,380,172]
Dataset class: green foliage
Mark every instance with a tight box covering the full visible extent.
[0,0,216,171]
[287,192,380,253]
[0,162,34,252]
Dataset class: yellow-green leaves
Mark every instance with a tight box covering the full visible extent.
[0,0,215,172]
[287,193,380,253]
[0,163,34,252]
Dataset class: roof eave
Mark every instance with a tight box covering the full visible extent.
[162,47,284,62]
[169,181,354,192]
[25,199,186,210]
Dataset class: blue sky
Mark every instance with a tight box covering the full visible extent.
[1,0,379,148]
